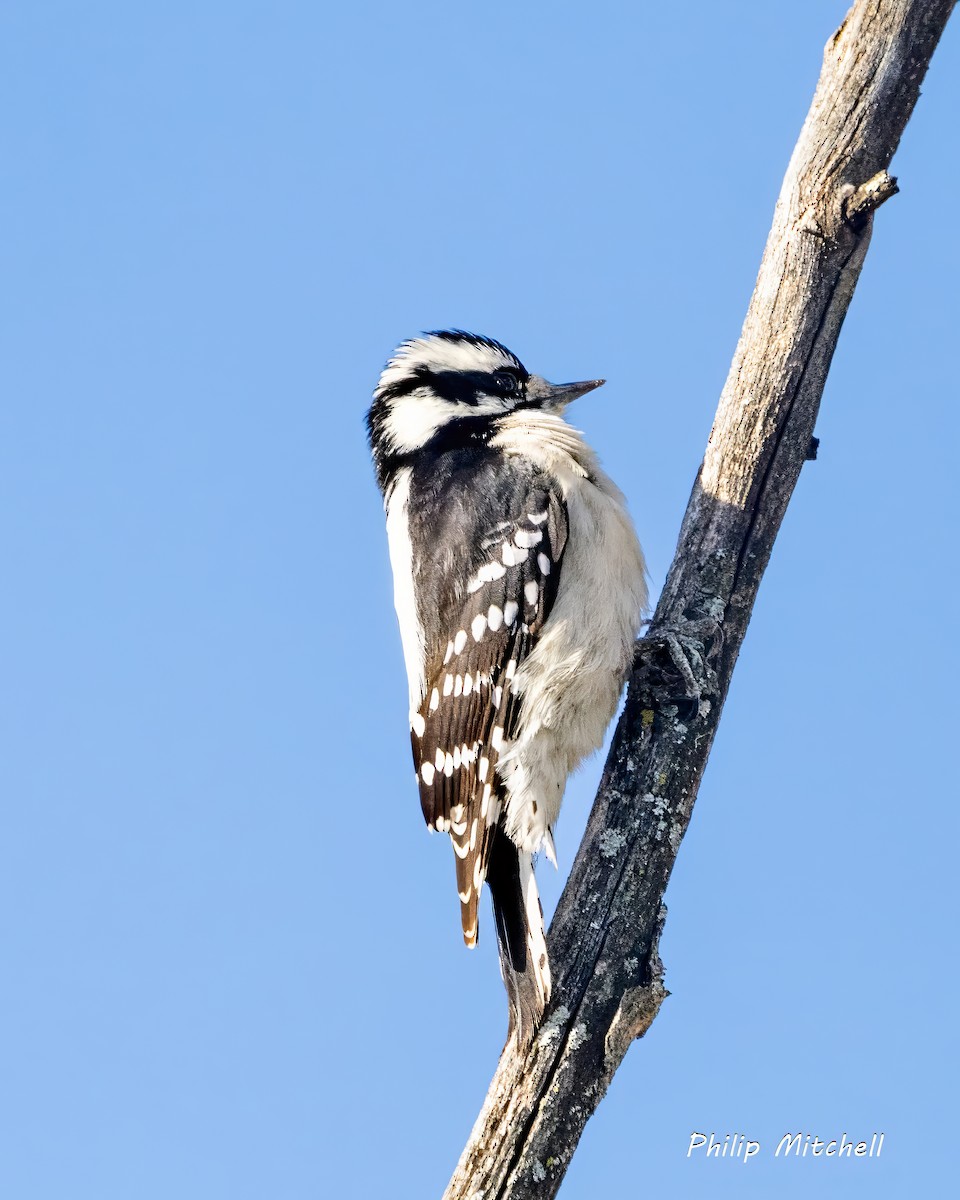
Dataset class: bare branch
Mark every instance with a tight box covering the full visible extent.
[443,2,956,1197]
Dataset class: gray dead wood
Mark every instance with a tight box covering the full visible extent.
[443,2,956,1198]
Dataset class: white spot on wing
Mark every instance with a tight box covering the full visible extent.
[454,629,467,654]
[420,761,435,785]
[471,613,487,641]
[467,559,508,594]
[411,712,426,737]
[524,580,539,606]
[503,600,519,626]
[538,552,551,576]
[514,528,542,549]
[487,604,503,631]
[429,687,440,712]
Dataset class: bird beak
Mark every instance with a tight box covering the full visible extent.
[526,375,605,413]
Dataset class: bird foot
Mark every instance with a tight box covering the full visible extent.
[633,619,721,721]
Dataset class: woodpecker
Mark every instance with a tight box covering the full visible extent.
[367,330,647,1037]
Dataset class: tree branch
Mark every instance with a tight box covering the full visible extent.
[443,2,956,1197]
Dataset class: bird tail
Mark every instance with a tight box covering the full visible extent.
[486,827,551,1041]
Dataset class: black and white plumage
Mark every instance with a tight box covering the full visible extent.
[367,331,647,1038]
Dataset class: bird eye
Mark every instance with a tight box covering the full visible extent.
[494,371,519,394]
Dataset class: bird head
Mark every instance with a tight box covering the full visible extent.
[367,330,603,490]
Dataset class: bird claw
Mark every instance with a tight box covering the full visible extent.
[633,619,721,719]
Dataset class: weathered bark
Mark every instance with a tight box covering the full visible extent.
[443,3,956,1197]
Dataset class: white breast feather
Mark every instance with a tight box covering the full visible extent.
[489,412,648,854]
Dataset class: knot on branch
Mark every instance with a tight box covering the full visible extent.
[840,171,899,232]
[603,905,669,1080]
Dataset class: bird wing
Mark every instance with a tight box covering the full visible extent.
[410,477,567,946]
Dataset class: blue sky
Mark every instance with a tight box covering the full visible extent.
[1,2,957,1197]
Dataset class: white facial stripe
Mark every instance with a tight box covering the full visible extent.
[378,335,522,388]
[375,334,527,453]
[379,389,447,453]
[382,388,518,453]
